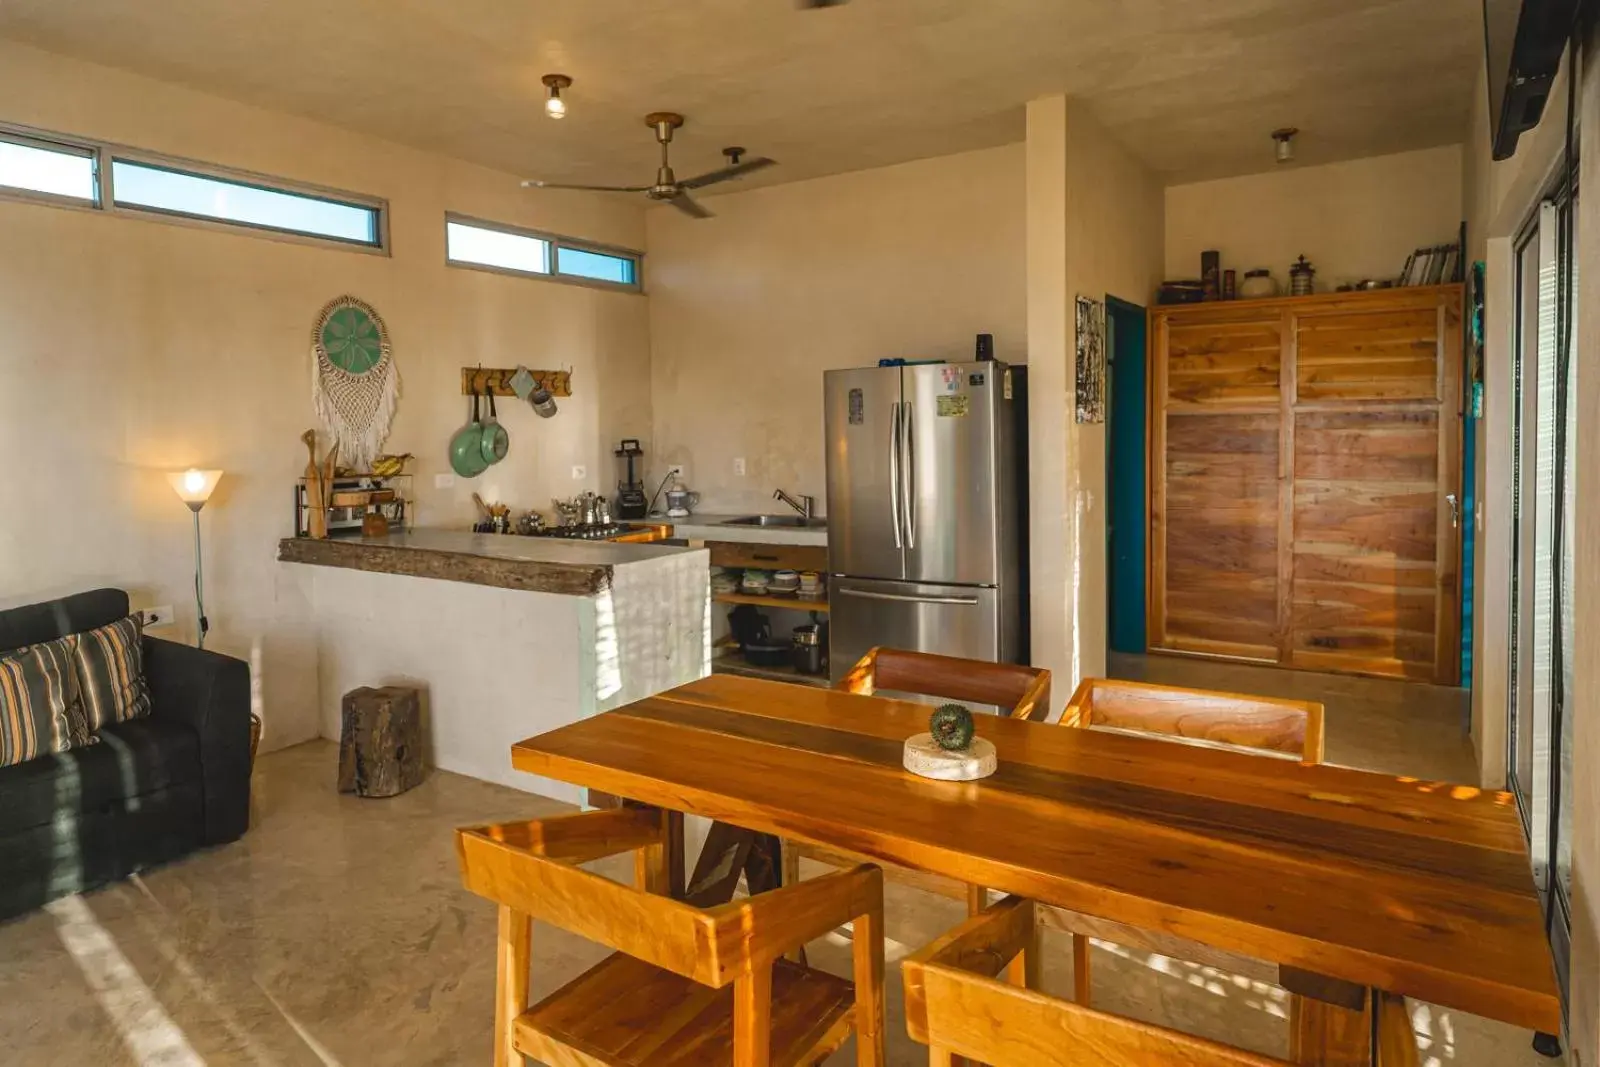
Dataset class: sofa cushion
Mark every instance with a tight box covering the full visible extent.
[0,717,201,833]
[0,637,94,768]
[74,615,152,730]
[0,589,129,655]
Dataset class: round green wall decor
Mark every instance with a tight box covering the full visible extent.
[311,295,400,472]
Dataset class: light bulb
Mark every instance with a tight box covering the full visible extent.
[541,74,571,121]
[167,468,223,510]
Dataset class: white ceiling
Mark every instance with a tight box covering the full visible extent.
[0,0,1481,190]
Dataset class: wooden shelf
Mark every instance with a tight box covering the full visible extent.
[713,592,828,612]
[712,649,831,689]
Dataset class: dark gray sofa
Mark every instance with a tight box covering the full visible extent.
[0,588,251,922]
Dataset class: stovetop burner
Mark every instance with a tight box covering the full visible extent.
[533,523,625,540]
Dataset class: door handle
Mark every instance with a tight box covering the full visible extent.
[1446,492,1460,529]
[838,588,979,606]
[888,402,903,549]
[901,401,916,550]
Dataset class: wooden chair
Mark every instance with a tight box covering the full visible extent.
[837,647,1052,724]
[1053,677,1327,1011]
[1062,676,1325,764]
[784,648,1051,917]
[456,806,886,1067]
[904,895,1293,1066]
[903,897,1419,1066]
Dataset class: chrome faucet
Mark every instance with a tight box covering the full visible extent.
[773,488,814,519]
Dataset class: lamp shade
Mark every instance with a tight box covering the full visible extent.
[167,469,223,510]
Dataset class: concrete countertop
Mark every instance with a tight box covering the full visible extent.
[663,513,828,547]
[278,528,704,596]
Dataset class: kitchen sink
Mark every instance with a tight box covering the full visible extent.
[721,515,827,529]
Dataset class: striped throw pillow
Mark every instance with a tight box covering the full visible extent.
[74,615,152,731]
[0,636,93,768]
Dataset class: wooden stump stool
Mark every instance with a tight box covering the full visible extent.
[338,686,425,798]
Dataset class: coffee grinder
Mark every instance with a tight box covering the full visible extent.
[613,439,648,519]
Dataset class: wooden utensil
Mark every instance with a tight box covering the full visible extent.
[321,441,339,516]
[302,429,327,539]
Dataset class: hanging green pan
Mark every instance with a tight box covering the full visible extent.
[450,388,489,478]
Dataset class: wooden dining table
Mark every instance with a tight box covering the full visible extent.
[510,674,1560,1065]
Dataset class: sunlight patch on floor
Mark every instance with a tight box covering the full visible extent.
[47,894,207,1066]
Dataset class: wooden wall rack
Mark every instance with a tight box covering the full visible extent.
[460,367,572,398]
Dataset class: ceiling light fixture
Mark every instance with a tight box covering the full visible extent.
[542,74,572,120]
[1272,127,1298,164]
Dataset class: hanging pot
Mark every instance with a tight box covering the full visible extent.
[480,389,509,466]
[450,388,490,478]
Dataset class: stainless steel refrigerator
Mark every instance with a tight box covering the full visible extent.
[824,362,1024,684]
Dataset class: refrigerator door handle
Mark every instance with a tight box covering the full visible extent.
[888,402,903,549]
[901,400,916,549]
[836,588,980,606]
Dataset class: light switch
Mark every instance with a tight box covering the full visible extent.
[733,457,746,477]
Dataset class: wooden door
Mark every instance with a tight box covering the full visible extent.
[1287,294,1461,683]
[1149,305,1284,662]
[1149,287,1462,685]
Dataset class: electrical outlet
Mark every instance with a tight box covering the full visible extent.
[733,457,746,477]
[571,465,587,481]
[138,605,176,629]
[434,473,456,490]
[666,464,686,482]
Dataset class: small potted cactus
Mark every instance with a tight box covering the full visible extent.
[902,702,996,781]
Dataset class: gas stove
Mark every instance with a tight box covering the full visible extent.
[533,522,627,540]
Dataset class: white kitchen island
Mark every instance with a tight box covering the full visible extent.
[279,530,710,803]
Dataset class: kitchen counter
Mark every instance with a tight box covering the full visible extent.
[663,513,828,547]
[278,529,700,596]
[279,528,709,802]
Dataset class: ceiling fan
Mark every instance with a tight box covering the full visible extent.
[521,112,775,219]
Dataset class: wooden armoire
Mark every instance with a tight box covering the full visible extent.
[1147,285,1463,685]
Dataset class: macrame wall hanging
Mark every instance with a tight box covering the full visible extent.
[311,295,400,473]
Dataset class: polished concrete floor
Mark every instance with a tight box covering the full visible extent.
[0,657,1556,1066]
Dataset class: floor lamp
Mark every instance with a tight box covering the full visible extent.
[167,469,223,649]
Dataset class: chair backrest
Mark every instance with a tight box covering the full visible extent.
[839,647,1051,722]
[1063,677,1324,764]
[456,808,882,988]
[904,897,1294,1067]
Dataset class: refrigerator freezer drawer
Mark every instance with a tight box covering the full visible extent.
[829,576,1000,686]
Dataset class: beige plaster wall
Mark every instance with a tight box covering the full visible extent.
[1027,95,1164,709]
[1165,146,1463,292]
[1462,50,1573,792]
[0,42,651,751]
[1565,22,1600,1063]
[644,144,1027,515]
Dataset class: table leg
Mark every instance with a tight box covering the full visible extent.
[1289,991,1371,1067]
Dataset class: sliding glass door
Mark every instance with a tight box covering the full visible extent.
[1508,171,1578,991]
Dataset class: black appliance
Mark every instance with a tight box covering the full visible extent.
[1484,0,1582,160]
[614,439,648,519]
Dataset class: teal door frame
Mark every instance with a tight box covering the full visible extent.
[1105,296,1148,654]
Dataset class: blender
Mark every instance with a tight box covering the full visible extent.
[613,439,648,519]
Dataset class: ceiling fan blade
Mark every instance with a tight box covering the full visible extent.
[669,193,714,219]
[680,157,777,190]
[521,179,650,193]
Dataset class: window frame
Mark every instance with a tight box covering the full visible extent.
[443,211,643,293]
[0,120,389,255]
[1507,159,1579,1003]
[0,127,101,211]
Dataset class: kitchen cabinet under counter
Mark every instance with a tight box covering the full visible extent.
[278,529,710,803]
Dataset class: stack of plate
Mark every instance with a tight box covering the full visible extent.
[711,569,740,595]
